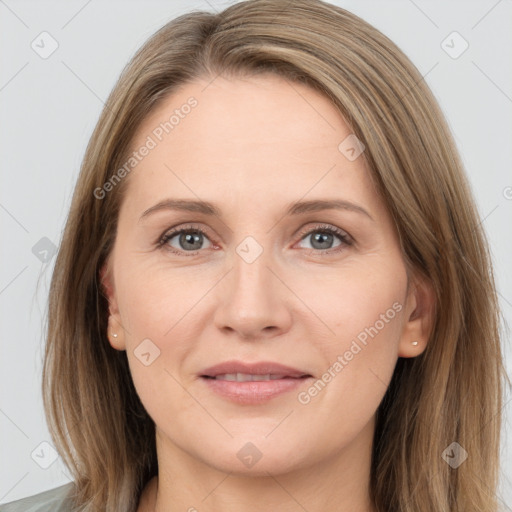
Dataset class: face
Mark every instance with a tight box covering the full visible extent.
[101,74,428,477]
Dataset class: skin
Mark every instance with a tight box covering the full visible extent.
[101,74,434,512]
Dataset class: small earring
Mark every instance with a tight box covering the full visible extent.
[111,332,118,338]
[411,340,419,346]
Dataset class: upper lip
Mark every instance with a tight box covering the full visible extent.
[200,360,311,378]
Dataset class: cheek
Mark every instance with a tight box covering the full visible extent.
[115,261,217,404]
[294,260,405,411]
[292,256,406,344]
[116,257,214,338]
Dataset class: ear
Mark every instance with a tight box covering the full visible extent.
[99,260,126,351]
[398,272,436,358]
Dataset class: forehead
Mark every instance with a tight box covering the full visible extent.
[121,74,378,217]
[135,74,350,150]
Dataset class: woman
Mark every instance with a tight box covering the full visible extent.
[1,0,507,510]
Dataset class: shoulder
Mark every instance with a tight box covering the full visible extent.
[0,482,75,512]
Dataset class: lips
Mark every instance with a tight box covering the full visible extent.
[199,360,313,404]
[200,360,311,380]
[199,361,313,405]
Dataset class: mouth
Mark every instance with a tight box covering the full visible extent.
[200,360,312,379]
[199,360,313,404]
[202,373,311,381]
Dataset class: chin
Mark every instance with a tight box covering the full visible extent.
[196,436,314,477]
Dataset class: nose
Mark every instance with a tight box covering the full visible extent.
[213,245,293,340]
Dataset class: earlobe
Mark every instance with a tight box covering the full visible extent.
[107,319,126,351]
[99,262,127,351]
[398,274,436,358]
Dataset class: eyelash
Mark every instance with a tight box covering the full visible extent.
[157,223,353,257]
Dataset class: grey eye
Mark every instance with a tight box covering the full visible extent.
[165,230,212,251]
[298,230,343,251]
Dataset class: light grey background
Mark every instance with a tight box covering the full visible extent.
[1,0,511,507]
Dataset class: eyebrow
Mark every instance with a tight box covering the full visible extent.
[139,198,374,222]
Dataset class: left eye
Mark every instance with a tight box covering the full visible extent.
[295,225,351,252]
[159,228,212,253]
[297,229,344,251]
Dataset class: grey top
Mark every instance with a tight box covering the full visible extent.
[0,482,75,512]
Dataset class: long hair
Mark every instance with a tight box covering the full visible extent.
[42,1,508,510]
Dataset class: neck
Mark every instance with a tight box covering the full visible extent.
[138,416,376,512]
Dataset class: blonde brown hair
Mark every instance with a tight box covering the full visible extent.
[42,1,508,510]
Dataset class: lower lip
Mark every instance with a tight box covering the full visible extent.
[200,376,311,404]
